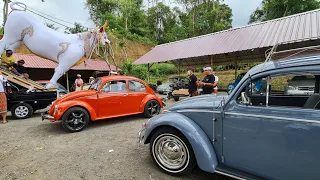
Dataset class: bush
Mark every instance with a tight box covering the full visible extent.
[132,65,148,80]
[150,63,177,76]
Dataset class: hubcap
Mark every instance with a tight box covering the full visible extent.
[15,106,29,118]
[153,134,189,172]
[66,111,86,131]
[148,102,159,116]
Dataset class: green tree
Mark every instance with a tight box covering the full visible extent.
[64,23,88,34]
[86,0,118,24]
[249,0,320,23]
[176,0,232,37]
[45,23,59,31]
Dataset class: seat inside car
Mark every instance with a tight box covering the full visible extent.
[303,94,320,109]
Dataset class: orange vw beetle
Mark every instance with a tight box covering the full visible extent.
[42,76,164,132]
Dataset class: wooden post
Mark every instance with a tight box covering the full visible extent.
[66,72,70,92]
[148,63,150,83]
[178,60,181,77]
[235,57,238,79]
[3,0,9,25]
[210,55,214,67]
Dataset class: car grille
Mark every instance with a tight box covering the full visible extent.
[298,87,314,91]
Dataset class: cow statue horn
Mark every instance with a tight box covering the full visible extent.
[103,20,108,31]
[10,2,27,11]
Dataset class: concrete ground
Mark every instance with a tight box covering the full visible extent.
[0,96,232,180]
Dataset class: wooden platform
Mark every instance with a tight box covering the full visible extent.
[0,69,45,90]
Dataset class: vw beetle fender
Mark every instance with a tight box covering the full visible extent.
[54,100,97,120]
[139,94,162,112]
[144,112,218,173]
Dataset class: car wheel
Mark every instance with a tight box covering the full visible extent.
[150,127,196,175]
[11,103,34,119]
[173,96,179,101]
[61,107,90,133]
[144,100,160,118]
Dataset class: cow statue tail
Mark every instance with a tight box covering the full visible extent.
[10,2,27,11]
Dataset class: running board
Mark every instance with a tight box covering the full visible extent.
[215,165,266,180]
[0,69,45,90]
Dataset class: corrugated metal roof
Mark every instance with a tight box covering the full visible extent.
[13,53,117,71]
[134,9,320,65]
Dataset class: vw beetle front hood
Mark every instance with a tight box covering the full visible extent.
[168,94,228,111]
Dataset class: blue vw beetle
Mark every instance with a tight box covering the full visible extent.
[139,52,320,179]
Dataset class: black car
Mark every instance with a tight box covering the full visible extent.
[37,80,68,96]
[5,82,58,119]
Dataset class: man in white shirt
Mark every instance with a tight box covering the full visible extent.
[213,72,219,94]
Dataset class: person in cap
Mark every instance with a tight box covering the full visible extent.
[13,59,29,79]
[199,66,217,95]
[1,50,16,72]
[74,74,84,91]
[117,70,124,76]
[89,77,95,84]
[110,71,118,76]
[187,68,198,97]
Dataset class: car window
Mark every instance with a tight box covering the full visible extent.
[129,80,146,92]
[237,74,318,109]
[101,80,127,92]
[56,83,67,91]
[89,78,102,90]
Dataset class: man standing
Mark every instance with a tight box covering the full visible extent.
[187,68,197,97]
[199,66,217,95]
[213,72,219,94]
[13,59,29,79]
[74,74,84,91]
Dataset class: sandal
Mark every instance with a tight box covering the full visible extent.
[2,121,8,124]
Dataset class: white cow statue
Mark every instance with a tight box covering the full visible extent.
[0,2,110,88]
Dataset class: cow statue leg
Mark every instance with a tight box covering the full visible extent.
[46,45,84,89]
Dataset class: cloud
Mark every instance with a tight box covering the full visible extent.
[0,0,95,32]
[224,0,263,28]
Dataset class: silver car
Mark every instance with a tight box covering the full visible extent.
[284,76,315,95]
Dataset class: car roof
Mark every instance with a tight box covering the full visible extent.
[248,53,320,76]
[100,75,145,82]
[169,76,187,78]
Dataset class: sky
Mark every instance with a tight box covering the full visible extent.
[0,0,263,32]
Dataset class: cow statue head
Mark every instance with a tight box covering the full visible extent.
[95,20,110,46]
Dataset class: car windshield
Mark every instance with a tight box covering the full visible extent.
[168,78,178,83]
[89,78,102,90]
[160,83,172,88]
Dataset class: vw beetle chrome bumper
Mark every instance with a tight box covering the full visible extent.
[41,111,54,121]
[138,123,147,144]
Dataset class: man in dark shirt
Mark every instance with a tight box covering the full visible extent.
[199,66,216,94]
[13,59,29,79]
[188,68,197,97]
